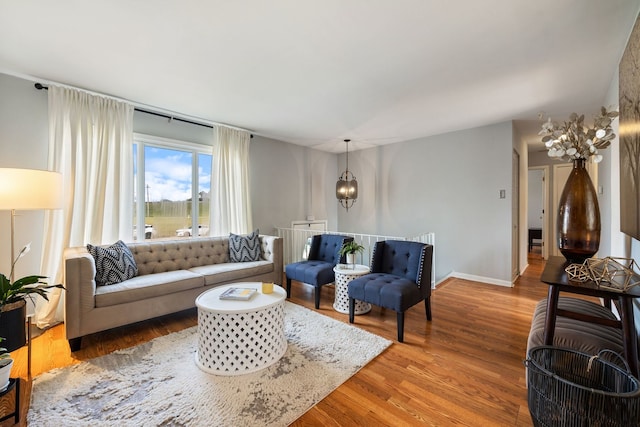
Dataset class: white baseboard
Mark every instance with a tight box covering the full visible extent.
[439,271,513,288]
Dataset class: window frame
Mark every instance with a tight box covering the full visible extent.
[133,133,213,240]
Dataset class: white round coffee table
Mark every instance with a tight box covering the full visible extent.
[195,282,287,376]
[333,264,371,314]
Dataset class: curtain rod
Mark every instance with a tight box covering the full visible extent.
[34,83,253,137]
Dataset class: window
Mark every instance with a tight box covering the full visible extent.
[133,134,212,240]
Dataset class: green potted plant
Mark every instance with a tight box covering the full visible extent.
[339,241,365,266]
[0,244,64,353]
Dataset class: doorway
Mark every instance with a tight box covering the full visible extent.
[512,150,520,281]
[528,167,547,259]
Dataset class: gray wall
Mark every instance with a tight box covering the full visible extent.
[0,73,337,278]
[0,72,531,287]
[249,136,338,235]
[133,110,212,145]
[600,70,627,260]
[336,122,515,284]
[528,170,543,229]
[0,73,49,279]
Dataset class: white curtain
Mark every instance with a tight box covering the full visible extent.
[210,126,252,235]
[35,86,134,328]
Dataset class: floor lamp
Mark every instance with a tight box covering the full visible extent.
[0,168,63,280]
[0,168,63,377]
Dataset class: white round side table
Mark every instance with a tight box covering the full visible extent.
[333,264,371,314]
[195,282,287,376]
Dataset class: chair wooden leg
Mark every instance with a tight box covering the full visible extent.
[314,286,321,309]
[397,311,404,342]
[286,277,292,298]
[348,298,355,323]
[425,297,432,321]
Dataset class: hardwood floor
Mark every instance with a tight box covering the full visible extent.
[2,254,551,426]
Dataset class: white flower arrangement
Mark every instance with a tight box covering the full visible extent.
[539,106,619,163]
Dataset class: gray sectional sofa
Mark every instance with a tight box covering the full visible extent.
[64,235,282,351]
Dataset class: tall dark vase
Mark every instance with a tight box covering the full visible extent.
[557,158,601,263]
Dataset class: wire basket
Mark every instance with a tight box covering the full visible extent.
[525,346,640,427]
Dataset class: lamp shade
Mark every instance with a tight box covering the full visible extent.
[0,168,63,210]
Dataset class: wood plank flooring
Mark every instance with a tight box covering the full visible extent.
[2,254,554,426]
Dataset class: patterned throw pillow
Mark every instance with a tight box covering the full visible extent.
[87,240,138,286]
[229,230,261,262]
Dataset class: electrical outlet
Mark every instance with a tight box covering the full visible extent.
[499,189,506,199]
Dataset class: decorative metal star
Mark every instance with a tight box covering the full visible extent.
[565,257,640,292]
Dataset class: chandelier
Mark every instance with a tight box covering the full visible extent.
[336,139,358,211]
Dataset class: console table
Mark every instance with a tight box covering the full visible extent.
[541,256,640,376]
[528,228,542,252]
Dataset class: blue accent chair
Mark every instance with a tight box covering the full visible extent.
[285,234,353,309]
[348,240,434,342]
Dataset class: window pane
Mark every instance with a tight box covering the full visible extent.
[132,138,212,242]
[198,153,212,236]
[145,146,192,239]
[133,143,138,239]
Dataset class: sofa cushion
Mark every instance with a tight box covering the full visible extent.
[190,261,273,285]
[129,237,230,275]
[285,260,337,286]
[377,240,423,283]
[87,240,138,286]
[229,230,261,262]
[95,270,204,307]
[348,272,422,312]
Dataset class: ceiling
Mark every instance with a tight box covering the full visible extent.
[1,1,638,153]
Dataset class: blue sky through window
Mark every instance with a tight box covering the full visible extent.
[134,144,212,202]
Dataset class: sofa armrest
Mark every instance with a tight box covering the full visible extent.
[259,235,283,285]
[63,247,97,340]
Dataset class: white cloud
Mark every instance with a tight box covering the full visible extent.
[140,147,211,201]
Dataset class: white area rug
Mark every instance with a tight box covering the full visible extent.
[29,302,391,426]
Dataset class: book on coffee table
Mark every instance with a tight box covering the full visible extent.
[219,287,257,301]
